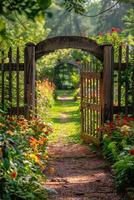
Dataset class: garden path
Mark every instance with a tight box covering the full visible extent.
[45,93,121,200]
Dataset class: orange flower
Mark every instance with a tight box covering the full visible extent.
[6,130,14,136]
[10,171,17,179]
[0,122,5,128]
[38,136,47,145]
[29,136,37,143]
[29,136,38,148]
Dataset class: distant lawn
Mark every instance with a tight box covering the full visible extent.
[48,90,81,144]
[55,89,75,100]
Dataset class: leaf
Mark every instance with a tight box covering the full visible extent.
[3,158,10,170]
[38,0,52,10]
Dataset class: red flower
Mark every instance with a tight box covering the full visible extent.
[111,27,121,33]
[11,171,17,179]
[128,117,134,121]
[115,114,120,121]
[36,154,41,159]
[129,149,134,156]
[107,122,115,129]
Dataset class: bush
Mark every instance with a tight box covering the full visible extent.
[113,154,134,192]
[36,80,55,118]
[100,115,134,192]
[0,112,52,199]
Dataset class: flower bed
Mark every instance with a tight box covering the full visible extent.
[0,112,52,199]
[100,115,134,196]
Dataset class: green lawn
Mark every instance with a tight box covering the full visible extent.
[55,89,75,100]
[48,90,81,144]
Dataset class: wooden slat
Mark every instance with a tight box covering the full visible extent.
[131,47,134,117]
[80,72,84,134]
[118,45,122,113]
[87,77,89,134]
[16,47,20,116]
[81,103,102,111]
[1,50,4,108]
[114,62,132,71]
[0,63,24,71]
[125,46,129,115]
[93,77,95,136]
[8,107,24,115]
[103,45,114,121]
[81,72,101,79]
[24,43,36,119]
[132,70,134,117]
[113,106,133,114]
[8,47,12,115]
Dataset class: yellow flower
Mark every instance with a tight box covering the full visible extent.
[29,153,40,163]
[6,130,14,136]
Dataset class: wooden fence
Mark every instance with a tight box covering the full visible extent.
[80,44,134,144]
[0,44,133,130]
[113,45,134,117]
[0,47,25,116]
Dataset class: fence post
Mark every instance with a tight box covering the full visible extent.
[102,44,114,122]
[24,43,36,119]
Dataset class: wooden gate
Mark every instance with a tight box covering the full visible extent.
[1,38,133,145]
[80,62,103,145]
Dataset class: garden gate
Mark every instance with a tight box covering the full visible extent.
[80,63,103,145]
[0,36,133,144]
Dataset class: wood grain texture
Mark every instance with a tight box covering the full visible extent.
[24,43,36,119]
[35,36,103,61]
[103,45,114,122]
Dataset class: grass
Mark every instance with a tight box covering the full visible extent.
[55,89,75,100]
[48,90,82,144]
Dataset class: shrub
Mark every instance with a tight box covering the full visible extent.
[36,80,55,118]
[0,112,52,199]
[100,115,134,192]
[113,155,134,192]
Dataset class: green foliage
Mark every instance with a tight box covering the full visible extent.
[123,9,134,35]
[0,114,52,199]
[101,116,134,192]
[116,0,134,5]
[113,155,134,192]
[37,80,55,118]
[0,0,87,20]
[96,0,130,33]
[63,0,86,14]
[103,138,119,163]
[0,0,51,19]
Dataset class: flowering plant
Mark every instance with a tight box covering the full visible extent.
[100,115,134,192]
[0,113,52,199]
[36,79,55,118]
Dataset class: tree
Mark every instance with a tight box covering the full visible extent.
[46,1,100,37]
[96,0,131,33]
[0,0,87,19]
[123,9,134,35]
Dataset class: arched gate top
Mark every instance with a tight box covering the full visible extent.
[35,36,103,61]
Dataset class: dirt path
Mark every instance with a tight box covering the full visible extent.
[45,99,121,200]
